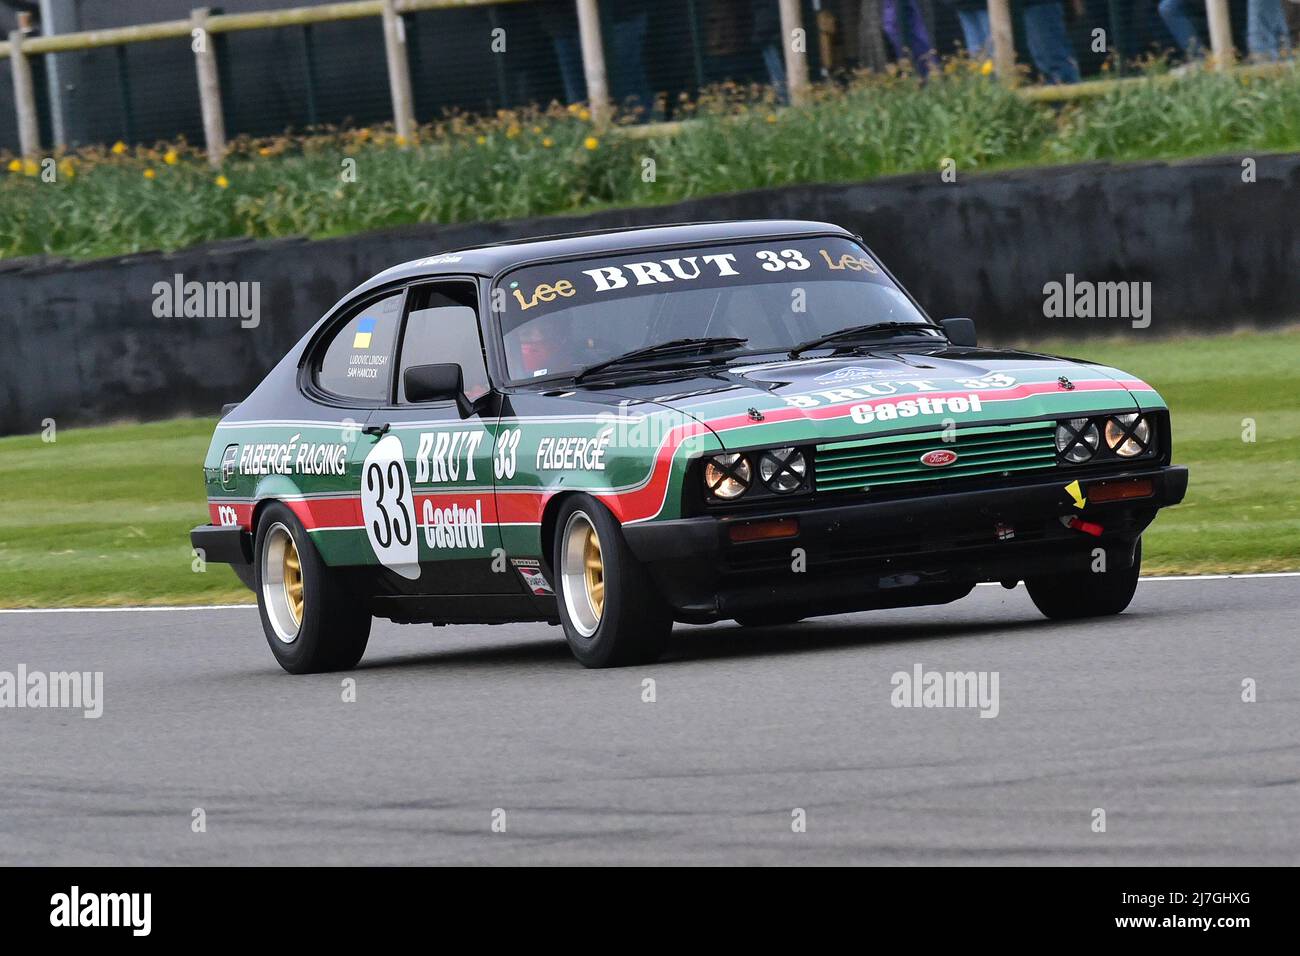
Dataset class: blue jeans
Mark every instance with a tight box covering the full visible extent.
[1157,0,1202,56]
[1022,3,1080,84]
[882,0,936,74]
[957,9,993,61]
[1248,0,1291,59]
[552,33,585,105]
[609,11,652,113]
[762,44,788,103]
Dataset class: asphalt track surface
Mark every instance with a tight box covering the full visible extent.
[1,576,1297,865]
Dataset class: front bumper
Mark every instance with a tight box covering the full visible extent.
[623,465,1188,622]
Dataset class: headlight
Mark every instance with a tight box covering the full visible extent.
[758,447,807,493]
[1056,418,1100,463]
[704,454,752,499]
[1105,413,1151,457]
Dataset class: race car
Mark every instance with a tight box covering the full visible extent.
[191,220,1188,673]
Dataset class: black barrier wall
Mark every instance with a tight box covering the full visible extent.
[1,153,1297,435]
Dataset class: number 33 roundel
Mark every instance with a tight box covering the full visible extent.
[361,435,421,580]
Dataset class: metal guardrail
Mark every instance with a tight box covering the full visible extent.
[1,0,1255,162]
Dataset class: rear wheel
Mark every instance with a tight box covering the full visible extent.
[553,495,672,667]
[1025,538,1142,620]
[255,502,371,674]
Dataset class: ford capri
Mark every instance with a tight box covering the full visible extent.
[191,220,1188,672]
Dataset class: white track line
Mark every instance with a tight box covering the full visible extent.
[1,572,1295,614]
[0,603,256,614]
[977,572,1300,586]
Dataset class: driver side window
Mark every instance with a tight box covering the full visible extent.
[397,282,490,403]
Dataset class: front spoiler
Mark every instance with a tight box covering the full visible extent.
[623,465,1188,621]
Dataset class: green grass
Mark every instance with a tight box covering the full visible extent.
[0,418,247,607]
[1,329,1296,607]
[4,65,1300,261]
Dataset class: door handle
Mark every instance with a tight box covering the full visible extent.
[362,422,390,438]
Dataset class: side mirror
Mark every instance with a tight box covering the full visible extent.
[940,317,977,347]
[404,363,464,405]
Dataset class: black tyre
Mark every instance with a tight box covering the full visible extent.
[1025,538,1142,620]
[552,495,672,667]
[255,502,371,674]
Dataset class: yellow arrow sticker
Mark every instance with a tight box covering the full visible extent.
[1064,479,1087,509]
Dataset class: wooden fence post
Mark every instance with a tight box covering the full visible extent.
[987,0,1017,84]
[574,0,609,127]
[381,0,416,141]
[191,8,227,168]
[1204,0,1234,71]
[9,30,41,158]
[778,0,811,106]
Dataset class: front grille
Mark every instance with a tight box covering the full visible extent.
[815,421,1058,494]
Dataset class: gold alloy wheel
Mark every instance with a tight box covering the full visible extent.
[261,521,305,644]
[583,524,604,619]
[283,536,304,627]
[560,511,605,638]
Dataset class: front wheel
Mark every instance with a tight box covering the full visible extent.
[255,502,371,674]
[553,495,672,668]
[1025,538,1142,620]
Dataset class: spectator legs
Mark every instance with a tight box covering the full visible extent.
[1247,0,1291,59]
[956,8,994,61]
[881,0,936,75]
[1157,0,1203,57]
[1022,2,1081,83]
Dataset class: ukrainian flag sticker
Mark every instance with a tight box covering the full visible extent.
[353,317,377,350]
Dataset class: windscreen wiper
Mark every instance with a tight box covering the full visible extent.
[573,337,748,382]
[788,322,942,358]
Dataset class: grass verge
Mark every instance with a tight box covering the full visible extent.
[0,329,1296,607]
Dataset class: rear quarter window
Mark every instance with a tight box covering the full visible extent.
[315,293,403,401]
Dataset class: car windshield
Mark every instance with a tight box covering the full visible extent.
[495,236,934,381]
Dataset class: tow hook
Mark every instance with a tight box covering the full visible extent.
[1060,515,1104,537]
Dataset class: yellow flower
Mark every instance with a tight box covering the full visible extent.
[6,158,21,173]
[395,134,408,147]
[531,125,542,135]
[58,158,75,179]
[506,124,520,139]
[542,137,555,148]
[578,108,591,122]
[111,141,127,155]
[583,136,599,151]
[163,148,179,165]
[476,134,487,146]
[765,113,777,124]
[143,168,156,180]
[258,146,272,157]
[980,59,994,76]
[23,159,39,177]
[215,174,230,189]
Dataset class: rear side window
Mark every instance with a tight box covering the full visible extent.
[315,293,403,401]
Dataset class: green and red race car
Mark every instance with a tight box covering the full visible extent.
[191,220,1187,672]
